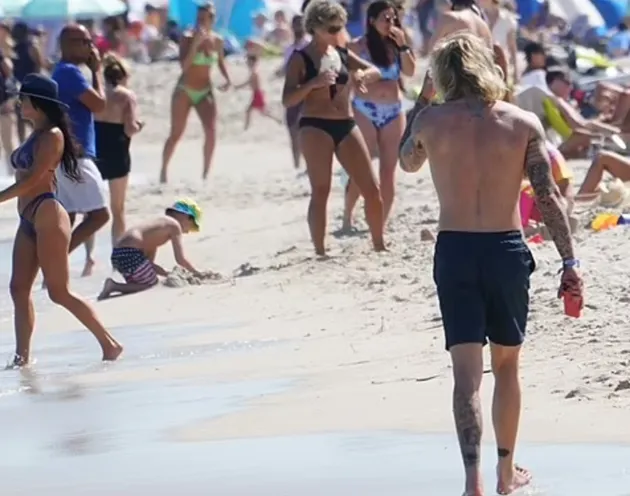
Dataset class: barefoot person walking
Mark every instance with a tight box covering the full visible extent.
[342,0,416,232]
[95,53,144,245]
[400,33,583,496]
[0,74,122,365]
[282,0,385,255]
[53,24,111,277]
[275,15,310,170]
[160,1,232,183]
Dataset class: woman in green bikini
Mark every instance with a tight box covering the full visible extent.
[160,1,231,183]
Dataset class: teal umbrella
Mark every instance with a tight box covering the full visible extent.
[2,0,29,17]
[18,0,128,20]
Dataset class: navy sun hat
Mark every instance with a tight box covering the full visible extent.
[19,73,69,109]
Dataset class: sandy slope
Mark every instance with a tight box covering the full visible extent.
[0,56,629,445]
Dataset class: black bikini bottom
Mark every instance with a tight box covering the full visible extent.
[19,192,58,240]
[299,117,355,148]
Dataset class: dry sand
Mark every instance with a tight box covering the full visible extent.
[2,57,630,446]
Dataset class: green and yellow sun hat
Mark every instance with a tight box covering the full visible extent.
[167,198,203,232]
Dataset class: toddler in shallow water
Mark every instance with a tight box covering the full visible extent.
[98,199,202,300]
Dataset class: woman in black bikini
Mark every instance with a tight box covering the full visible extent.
[283,0,385,255]
[0,74,123,366]
[95,53,143,245]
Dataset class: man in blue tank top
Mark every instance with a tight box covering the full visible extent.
[52,23,110,277]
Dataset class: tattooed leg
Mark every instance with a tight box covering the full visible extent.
[451,344,485,496]
[490,344,531,494]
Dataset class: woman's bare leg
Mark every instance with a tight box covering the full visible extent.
[36,203,123,360]
[9,228,39,366]
[611,89,630,125]
[194,95,217,180]
[160,89,193,183]
[335,128,385,251]
[559,132,592,159]
[299,127,335,255]
[578,150,630,195]
[343,110,376,230]
[377,112,405,223]
[108,176,129,245]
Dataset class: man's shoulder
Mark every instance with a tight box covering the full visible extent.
[494,100,544,135]
[52,62,83,80]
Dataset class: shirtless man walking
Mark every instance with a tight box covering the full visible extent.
[427,0,509,84]
[400,33,583,496]
[428,0,492,51]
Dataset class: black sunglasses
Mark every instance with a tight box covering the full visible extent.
[327,25,343,34]
[69,37,93,46]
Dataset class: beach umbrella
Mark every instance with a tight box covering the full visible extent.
[17,0,128,20]
[2,0,30,17]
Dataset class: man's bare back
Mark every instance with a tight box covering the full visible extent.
[398,32,582,496]
[409,99,534,232]
[430,10,493,51]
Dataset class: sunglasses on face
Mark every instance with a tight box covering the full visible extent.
[327,25,343,34]
[379,14,396,23]
[69,37,92,46]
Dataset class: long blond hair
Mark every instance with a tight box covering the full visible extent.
[430,32,506,103]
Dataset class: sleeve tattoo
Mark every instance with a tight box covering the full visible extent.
[525,131,575,261]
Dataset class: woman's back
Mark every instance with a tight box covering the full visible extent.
[97,85,131,124]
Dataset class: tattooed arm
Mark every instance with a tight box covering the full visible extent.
[525,117,575,261]
[399,97,430,173]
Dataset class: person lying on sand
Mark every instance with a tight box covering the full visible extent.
[98,199,202,301]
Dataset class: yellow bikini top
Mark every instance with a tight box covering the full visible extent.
[193,51,218,66]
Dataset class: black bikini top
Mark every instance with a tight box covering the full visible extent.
[299,47,349,99]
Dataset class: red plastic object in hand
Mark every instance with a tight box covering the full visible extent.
[563,293,582,318]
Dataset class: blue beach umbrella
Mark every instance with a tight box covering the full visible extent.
[18,0,128,20]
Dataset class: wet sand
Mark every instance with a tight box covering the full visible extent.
[2,366,630,495]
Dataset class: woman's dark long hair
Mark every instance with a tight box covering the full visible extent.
[11,22,29,44]
[366,1,399,68]
[29,97,82,182]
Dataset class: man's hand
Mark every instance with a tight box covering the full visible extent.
[558,266,583,300]
[86,46,101,72]
[419,71,436,101]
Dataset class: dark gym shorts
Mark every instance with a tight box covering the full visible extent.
[433,230,536,351]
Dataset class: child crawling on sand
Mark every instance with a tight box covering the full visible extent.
[98,199,202,300]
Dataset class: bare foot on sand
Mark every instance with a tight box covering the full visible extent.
[497,465,532,495]
[461,487,484,496]
[102,342,124,361]
[97,278,116,301]
[373,242,388,252]
[81,258,95,277]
